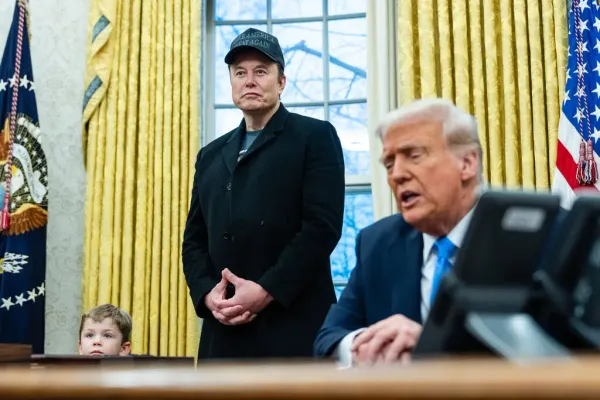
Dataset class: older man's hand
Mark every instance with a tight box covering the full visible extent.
[351,314,422,365]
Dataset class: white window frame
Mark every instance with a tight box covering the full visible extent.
[366,0,398,220]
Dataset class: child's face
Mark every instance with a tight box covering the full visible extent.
[78,317,131,356]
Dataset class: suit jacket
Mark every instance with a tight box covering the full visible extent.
[182,104,345,360]
[313,214,423,357]
[313,203,569,358]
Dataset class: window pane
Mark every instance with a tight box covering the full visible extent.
[273,22,324,103]
[328,0,366,16]
[334,286,345,300]
[329,102,370,176]
[330,191,374,283]
[285,106,324,120]
[272,0,322,19]
[215,0,267,21]
[328,18,367,101]
[214,108,243,139]
[214,24,268,105]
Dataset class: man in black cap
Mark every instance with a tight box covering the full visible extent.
[182,28,345,360]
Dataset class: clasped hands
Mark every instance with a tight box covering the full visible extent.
[204,268,273,325]
[351,314,422,366]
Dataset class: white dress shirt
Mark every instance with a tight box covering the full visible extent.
[335,210,474,368]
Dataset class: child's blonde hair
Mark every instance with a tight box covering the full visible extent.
[79,304,132,343]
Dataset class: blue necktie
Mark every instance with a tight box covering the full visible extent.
[429,236,457,306]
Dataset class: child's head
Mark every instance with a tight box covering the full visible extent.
[78,304,132,356]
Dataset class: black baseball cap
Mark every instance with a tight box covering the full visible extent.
[224,28,285,70]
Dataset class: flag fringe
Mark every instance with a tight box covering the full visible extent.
[576,138,598,185]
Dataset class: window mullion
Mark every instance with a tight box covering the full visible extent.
[323,0,330,121]
[266,0,272,33]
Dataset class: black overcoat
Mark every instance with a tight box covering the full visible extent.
[182,104,345,359]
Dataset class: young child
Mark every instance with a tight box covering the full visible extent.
[78,304,132,356]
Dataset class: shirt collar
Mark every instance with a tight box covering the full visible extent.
[422,208,475,259]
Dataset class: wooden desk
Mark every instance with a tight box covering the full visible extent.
[29,354,195,368]
[0,344,30,362]
[0,357,598,399]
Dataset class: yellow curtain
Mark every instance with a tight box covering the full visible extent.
[397,0,567,189]
[81,0,202,357]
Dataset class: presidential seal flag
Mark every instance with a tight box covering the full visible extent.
[0,0,48,353]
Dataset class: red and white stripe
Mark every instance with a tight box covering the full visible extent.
[553,112,600,209]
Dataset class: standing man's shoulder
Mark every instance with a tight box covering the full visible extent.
[284,111,343,165]
[203,131,232,152]
[194,131,234,163]
[286,111,337,136]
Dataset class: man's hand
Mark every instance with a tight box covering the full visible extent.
[204,276,249,325]
[214,269,273,322]
[351,314,422,365]
[204,277,231,313]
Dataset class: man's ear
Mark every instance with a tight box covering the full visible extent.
[120,341,132,356]
[279,74,286,95]
[77,341,83,355]
[459,148,479,182]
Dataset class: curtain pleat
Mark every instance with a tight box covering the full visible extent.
[396,0,568,190]
[82,0,202,357]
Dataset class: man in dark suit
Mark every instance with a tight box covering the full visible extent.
[182,28,345,360]
[314,98,482,367]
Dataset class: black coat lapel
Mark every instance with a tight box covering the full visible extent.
[238,104,289,164]
[221,120,245,174]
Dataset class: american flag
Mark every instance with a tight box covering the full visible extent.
[553,0,600,207]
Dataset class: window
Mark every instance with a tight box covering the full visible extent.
[205,0,374,296]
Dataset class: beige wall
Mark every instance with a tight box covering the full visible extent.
[0,0,89,353]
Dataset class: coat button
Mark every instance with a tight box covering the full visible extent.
[223,232,230,240]
[226,182,232,191]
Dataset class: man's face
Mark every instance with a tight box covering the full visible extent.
[78,317,131,356]
[381,121,478,235]
[229,50,285,113]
